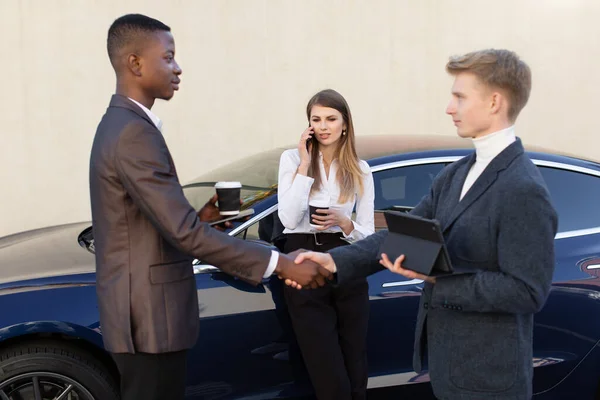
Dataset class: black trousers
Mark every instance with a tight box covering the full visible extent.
[284,233,370,400]
[111,350,187,400]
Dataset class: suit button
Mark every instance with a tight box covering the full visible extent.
[423,302,429,309]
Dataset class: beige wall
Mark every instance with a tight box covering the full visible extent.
[1,0,598,237]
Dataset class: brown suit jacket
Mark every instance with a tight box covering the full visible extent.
[89,95,270,354]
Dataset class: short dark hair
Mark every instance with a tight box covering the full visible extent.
[107,14,171,67]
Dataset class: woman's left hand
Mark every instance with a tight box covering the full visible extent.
[311,208,353,234]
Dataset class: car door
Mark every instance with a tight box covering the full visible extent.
[529,161,600,394]
[184,203,297,399]
[365,157,600,396]
[183,158,451,399]
[365,160,447,395]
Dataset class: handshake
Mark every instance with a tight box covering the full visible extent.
[273,250,337,289]
[272,250,435,288]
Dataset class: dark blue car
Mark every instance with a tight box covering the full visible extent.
[1,135,600,400]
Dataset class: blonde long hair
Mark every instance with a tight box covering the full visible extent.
[306,89,364,203]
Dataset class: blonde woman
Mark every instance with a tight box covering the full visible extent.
[277,89,375,400]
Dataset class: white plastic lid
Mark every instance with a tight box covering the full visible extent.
[214,181,242,189]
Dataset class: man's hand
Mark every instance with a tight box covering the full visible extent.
[197,194,222,223]
[197,195,247,231]
[284,251,337,289]
[379,253,436,284]
[274,251,332,289]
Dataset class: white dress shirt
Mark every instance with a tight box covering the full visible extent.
[460,126,517,200]
[278,149,375,242]
[127,97,279,278]
[128,97,163,131]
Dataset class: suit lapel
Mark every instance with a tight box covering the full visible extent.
[439,154,474,231]
[108,94,178,176]
[442,138,525,232]
[109,94,156,128]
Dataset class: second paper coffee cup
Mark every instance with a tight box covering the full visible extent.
[215,181,242,215]
[309,202,329,228]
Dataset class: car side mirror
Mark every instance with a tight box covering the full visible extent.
[77,226,95,254]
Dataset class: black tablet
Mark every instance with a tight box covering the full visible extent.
[378,211,452,277]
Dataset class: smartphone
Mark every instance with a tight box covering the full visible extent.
[306,124,314,152]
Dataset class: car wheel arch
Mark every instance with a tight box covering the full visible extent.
[0,329,119,388]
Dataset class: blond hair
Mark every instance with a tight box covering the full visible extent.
[306,89,364,203]
[446,49,532,121]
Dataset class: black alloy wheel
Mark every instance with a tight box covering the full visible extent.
[0,371,95,400]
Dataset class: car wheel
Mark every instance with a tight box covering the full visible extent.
[0,340,119,400]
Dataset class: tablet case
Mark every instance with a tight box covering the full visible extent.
[378,211,452,277]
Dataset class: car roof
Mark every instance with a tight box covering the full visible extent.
[353,134,471,160]
[350,134,597,164]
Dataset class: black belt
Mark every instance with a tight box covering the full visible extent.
[286,232,345,246]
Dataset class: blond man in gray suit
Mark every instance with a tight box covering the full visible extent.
[293,49,558,400]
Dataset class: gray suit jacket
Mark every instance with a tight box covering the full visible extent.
[329,139,558,399]
[89,95,271,354]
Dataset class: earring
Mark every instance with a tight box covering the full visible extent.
[342,130,346,135]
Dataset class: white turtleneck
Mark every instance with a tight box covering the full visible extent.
[460,126,516,200]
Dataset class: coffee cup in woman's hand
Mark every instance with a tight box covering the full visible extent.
[309,201,329,228]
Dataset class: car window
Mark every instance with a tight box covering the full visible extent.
[235,218,263,242]
[235,163,449,237]
[373,163,447,211]
[182,146,283,210]
[230,164,600,242]
[234,210,284,245]
[538,167,600,233]
[194,211,280,270]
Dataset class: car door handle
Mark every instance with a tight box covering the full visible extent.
[193,263,266,293]
[382,279,424,288]
[193,264,220,274]
[194,264,236,281]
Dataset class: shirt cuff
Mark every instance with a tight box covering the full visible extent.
[341,229,357,243]
[341,221,363,243]
[263,250,279,278]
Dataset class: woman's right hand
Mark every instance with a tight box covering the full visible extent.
[298,126,315,165]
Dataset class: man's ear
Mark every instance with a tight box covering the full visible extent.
[126,53,142,77]
[489,91,504,116]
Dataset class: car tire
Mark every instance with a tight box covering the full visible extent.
[0,339,119,400]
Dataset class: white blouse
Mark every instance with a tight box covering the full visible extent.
[277,149,375,242]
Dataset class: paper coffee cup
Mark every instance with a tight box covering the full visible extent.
[309,202,329,228]
[215,181,242,215]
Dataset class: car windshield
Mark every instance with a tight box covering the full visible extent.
[182,147,289,210]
